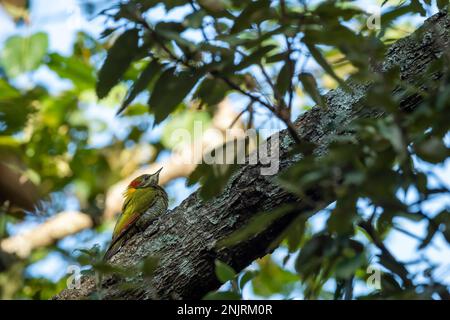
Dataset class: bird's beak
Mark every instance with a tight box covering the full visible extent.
[153,167,163,184]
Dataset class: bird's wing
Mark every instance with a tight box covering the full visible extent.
[104,188,159,260]
[111,210,141,243]
[104,211,141,260]
[112,188,157,242]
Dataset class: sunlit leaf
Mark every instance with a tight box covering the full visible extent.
[0,32,48,78]
[48,53,95,91]
[215,259,236,283]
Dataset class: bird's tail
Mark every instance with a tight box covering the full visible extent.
[103,237,124,261]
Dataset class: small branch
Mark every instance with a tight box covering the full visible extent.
[188,0,209,42]
[358,220,413,287]
[212,72,302,144]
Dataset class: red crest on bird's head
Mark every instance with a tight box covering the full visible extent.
[129,176,144,188]
[127,168,163,189]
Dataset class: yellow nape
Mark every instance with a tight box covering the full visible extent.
[124,188,137,197]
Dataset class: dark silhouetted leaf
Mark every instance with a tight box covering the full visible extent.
[233,45,276,72]
[230,0,271,34]
[335,253,365,279]
[304,42,349,90]
[118,59,163,115]
[298,72,326,108]
[96,29,140,99]
[275,58,294,97]
[194,77,229,107]
[415,137,449,164]
[149,67,202,124]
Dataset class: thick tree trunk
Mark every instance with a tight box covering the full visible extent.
[55,10,450,300]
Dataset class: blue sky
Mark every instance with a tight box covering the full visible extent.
[0,0,449,299]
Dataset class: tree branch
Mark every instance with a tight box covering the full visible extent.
[54,11,450,300]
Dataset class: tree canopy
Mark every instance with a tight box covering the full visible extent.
[0,0,449,300]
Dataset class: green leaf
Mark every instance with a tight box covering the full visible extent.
[230,0,271,34]
[437,0,448,9]
[92,261,129,275]
[203,291,241,300]
[0,86,44,134]
[327,196,357,234]
[275,58,294,97]
[198,0,232,18]
[252,256,299,297]
[47,53,95,91]
[216,205,295,248]
[304,42,349,90]
[140,256,159,277]
[0,32,48,78]
[286,216,307,253]
[149,67,202,124]
[118,59,163,115]
[183,10,207,28]
[194,77,229,107]
[215,259,237,283]
[266,52,287,64]
[96,29,140,99]
[162,0,186,10]
[295,234,332,277]
[0,79,20,99]
[335,253,365,279]
[239,270,258,290]
[415,137,449,164]
[232,45,276,71]
[298,72,326,108]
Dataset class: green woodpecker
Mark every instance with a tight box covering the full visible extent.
[104,168,168,260]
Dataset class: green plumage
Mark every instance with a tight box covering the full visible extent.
[104,171,168,260]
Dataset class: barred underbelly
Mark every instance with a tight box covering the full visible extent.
[135,197,167,230]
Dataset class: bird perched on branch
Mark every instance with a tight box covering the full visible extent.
[104,168,168,260]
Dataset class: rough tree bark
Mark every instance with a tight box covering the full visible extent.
[55,10,450,300]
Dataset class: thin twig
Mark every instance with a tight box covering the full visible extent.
[358,220,413,287]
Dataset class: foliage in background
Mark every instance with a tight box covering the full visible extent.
[0,0,449,299]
